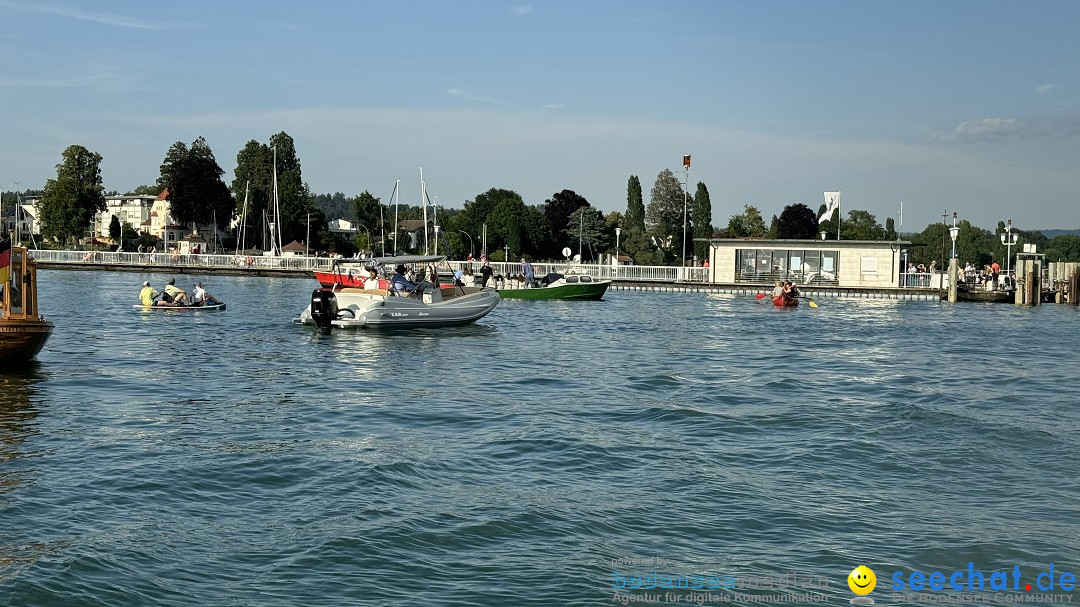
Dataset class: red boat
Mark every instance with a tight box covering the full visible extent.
[313,266,390,289]
[772,295,799,307]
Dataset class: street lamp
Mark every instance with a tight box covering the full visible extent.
[458,230,474,259]
[948,212,959,259]
[681,154,690,267]
[433,224,440,256]
[503,244,510,263]
[1000,219,1018,280]
[615,227,621,262]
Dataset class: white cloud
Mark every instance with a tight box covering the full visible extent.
[941,115,1080,142]
[3,1,166,29]
[446,88,507,105]
[1036,84,1058,94]
[510,5,533,18]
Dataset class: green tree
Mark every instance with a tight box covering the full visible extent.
[776,203,818,239]
[645,169,685,263]
[38,144,106,245]
[692,183,713,263]
[269,132,316,247]
[727,204,767,238]
[352,191,383,252]
[768,214,779,239]
[232,140,274,250]
[840,210,885,240]
[157,141,187,193]
[129,184,162,196]
[1046,234,1080,261]
[165,136,234,230]
[626,175,645,232]
[109,215,121,242]
[885,217,897,240]
[543,189,590,253]
[566,206,608,261]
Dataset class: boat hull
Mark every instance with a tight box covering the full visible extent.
[772,296,799,307]
[132,303,227,312]
[952,287,1014,303]
[498,281,609,301]
[297,288,500,329]
[0,320,55,363]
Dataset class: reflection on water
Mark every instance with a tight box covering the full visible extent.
[0,363,46,468]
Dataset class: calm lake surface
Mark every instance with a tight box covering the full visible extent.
[1,270,1078,606]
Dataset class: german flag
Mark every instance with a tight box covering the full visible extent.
[0,238,10,285]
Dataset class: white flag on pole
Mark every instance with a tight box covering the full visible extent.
[820,192,841,224]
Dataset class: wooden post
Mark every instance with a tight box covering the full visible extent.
[1070,271,1079,306]
[947,257,958,302]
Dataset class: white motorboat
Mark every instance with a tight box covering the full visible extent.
[295,255,500,330]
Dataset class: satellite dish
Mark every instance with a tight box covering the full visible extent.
[573,254,581,262]
[561,247,572,258]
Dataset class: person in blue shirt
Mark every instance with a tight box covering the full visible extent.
[520,257,534,288]
[390,264,416,295]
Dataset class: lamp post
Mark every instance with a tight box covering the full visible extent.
[433,224,440,257]
[681,154,690,267]
[948,212,959,259]
[503,244,510,263]
[1000,219,1018,280]
[615,227,621,261]
[458,230,474,259]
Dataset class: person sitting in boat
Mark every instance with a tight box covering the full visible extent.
[191,283,222,306]
[771,280,784,299]
[363,268,381,290]
[390,265,417,296]
[783,281,800,300]
[162,278,190,305]
[139,281,171,307]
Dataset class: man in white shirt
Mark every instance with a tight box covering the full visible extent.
[191,283,222,306]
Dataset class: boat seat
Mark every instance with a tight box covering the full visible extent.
[339,287,391,296]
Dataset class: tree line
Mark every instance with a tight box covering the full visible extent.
[723,203,1080,264]
[23,138,1080,263]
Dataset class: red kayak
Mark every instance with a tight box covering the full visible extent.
[772,295,799,307]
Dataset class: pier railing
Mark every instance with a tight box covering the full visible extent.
[29,249,710,282]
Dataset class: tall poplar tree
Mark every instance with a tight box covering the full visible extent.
[692,182,714,263]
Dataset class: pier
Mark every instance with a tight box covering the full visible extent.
[32,249,950,301]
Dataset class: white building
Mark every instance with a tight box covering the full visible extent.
[93,194,157,238]
[704,238,914,288]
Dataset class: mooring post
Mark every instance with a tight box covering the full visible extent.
[947,257,958,303]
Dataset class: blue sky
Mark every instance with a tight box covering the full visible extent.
[2,0,1078,232]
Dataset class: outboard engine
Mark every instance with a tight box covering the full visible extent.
[310,289,338,331]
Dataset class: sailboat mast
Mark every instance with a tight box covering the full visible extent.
[271,146,282,256]
[236,181,250,256]
[420,167,428,255]
[384,181,397,257]
[394,181,400,256]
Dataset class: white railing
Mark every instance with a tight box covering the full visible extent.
[30,249,711,282]
[30,249,337,272]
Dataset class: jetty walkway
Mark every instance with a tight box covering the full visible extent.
[31,249,941,301]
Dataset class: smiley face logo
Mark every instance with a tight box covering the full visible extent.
[848,565,876,595]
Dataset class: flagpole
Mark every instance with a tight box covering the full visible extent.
[837,190,841,241]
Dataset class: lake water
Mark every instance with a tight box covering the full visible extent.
[2,270,1078,606]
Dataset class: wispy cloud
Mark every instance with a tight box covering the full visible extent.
[941,115,1080,142]
[0,69,116,89]
[1036,84,1058,94]
[541,104,566,110]
[446,88,507,105]
[2,1,165,30]
[510,5,533,18]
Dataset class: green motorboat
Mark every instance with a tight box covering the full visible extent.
[497,271,610,301]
